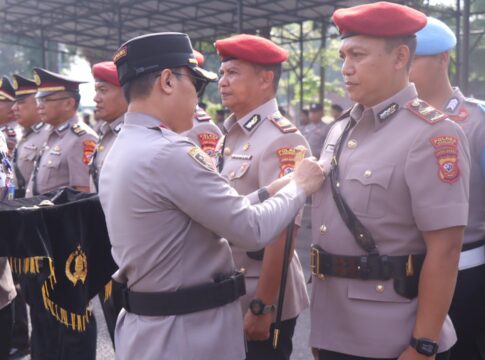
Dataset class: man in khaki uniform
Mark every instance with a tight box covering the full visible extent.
[0,77,18,158]
[90,61,127,193]
[24,68,98,360]
[215,34,309,359]
[182,50,222,157]
[0,133,17,360]
[305,103,330,157]
[410,17,485,360]
[12,74,48,198]
[25,68,98,197]
[99,32,324,360]
[310,3,470,359]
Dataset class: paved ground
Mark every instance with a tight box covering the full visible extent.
[14,204,314,360]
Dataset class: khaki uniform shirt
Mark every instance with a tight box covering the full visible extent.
[220,98,309,321]
[311,85,470,357]
[89,115,124,192]
[0,134,16,309]
[304,120,329,157]
[441,88,485,245]
[182,106,222,158]
[98,112,307,360]
[25,116,98,196]
[13,122,48,193]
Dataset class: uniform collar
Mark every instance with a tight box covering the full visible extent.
[101,114,125,136]
[31,121,45,133]
[355,84,418,131]
[124,112,164,129]
[224,98,278,135]
[52,116,77,137]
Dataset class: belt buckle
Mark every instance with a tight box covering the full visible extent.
[311,246,325,280]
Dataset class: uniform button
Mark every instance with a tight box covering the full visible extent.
[45,146,50,150]
[224,147,231,156]
[229,171,235,179]
[364,170,372,177]
[319,224,327,234]
[347,139,358,149]
[243,143,250,151]
[376,284,384,293]
[48,160,52,165]
[239,267,246,274]
[99,145,105,152]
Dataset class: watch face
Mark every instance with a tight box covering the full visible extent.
[250,300,263,315]
[419,342,436,356]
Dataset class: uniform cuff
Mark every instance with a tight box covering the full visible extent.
[414,202,468,231]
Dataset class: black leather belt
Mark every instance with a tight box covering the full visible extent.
[118,271,246,316]
[462,239,485,252]
[311,245,424,280]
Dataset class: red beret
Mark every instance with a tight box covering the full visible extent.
[332,2,427,38]
[193,50,205,66]
[92,61,120,87]
[214,34,288,65]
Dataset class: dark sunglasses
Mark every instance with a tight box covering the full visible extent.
[171,71,208,97]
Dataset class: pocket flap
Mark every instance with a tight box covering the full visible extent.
[347,279,410,303]
[345,164,394,189]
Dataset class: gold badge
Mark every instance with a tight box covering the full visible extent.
[243,143,250,151]
[12,78,18,90]
[65,245,88,286]
[34,72,41,86]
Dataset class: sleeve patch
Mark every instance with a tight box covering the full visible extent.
[430,136,460,184]
[187,146,216,172]
[197,132,220,157]
[276,146,307,178]
[82,140,97,165]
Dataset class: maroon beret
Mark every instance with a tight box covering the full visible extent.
[193,50,205,66]
[332,2,427,38]
[214,34,288,65]
[92,61,120,87]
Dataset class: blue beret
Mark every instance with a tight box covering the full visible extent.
[415,17,457,56]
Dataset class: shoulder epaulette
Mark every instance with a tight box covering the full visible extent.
[194,108,211,122]
[406,99,447,124]
[269,112,297,133]
[71,123,86,136]
[465,98,485,113]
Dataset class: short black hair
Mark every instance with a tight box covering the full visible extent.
[259,63,282,93]
[384,35,417,71]
[65,91,80,109]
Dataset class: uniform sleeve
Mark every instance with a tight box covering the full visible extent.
[405,120,470,231]
[153,142,306,250]
[68,133,98,188]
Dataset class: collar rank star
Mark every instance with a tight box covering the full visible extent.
[243,114,261,131]
[377,103,399,122]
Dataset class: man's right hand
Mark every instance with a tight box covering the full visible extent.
[293,157,325,196]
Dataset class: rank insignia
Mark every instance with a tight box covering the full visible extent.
[270,112,297,133]
[71,123,86,136]
[430,135,460,184]
[82,140,96,165]
[57,122,69,132]
[243,114,261,131]
[194,108,211,122]
[377,103,399,122]
[188,146,216,172]
[65,245,88,286]
[407,99,447,124]
[445,97,459,112]
[197,132,220,157]
[231,154,253,160]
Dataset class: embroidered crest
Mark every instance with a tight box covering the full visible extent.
[430,135,460,184]
[243,114,261,131]
[33,72,41,86]
[270,112,297,133]
[188,146,216,172]
[448,106,469,122]
[277,147,296,177]
[407,99,447,124]
[445,97,459,112]
[71,123,86,136]
[65,245,87,286]
[377,103,399,122]
[197,132,220,156]
[82,140,96,165]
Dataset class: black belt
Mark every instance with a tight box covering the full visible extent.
[118,271,246,316]
[311,245,424,280]
[462,239,485,252]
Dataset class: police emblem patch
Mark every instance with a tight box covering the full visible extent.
[82,140,96,165]
[188,146,216,172]
[65,245,88,286]
[197,132,220,157]
[243,114,261,131]
[377,103,399,122]
[430,135,460,184]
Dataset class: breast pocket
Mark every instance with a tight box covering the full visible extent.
[344,164,394,218]
[41,156,62,177]
[20,148,38,162]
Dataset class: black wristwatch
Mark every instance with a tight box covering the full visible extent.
[257,187,270,202]
[249,298,275,316]
[410,337,438,356]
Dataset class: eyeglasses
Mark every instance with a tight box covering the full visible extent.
[36,96,72,105]
[171,71,208,97]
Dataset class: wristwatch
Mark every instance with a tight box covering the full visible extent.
[249,298,275,316]
[410,337,438,356]
[257,187,271,202]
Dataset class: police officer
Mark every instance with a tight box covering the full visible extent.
[90,61,127,193]
[410,17,485,360]
[305,103,330,157]
[99,32,324,360]
[0,77,18,158]
[25,68,98,360]
[310,3,470,359]
[182,49,222,157]
[215,33,309,360]
[12,74,48,198]
[0,133,16,360]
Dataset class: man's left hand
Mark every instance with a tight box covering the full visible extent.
[244,310,273,341]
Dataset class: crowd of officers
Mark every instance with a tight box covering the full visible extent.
[0,1,484,360]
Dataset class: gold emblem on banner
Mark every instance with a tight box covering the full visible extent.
[65,245,87,286]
